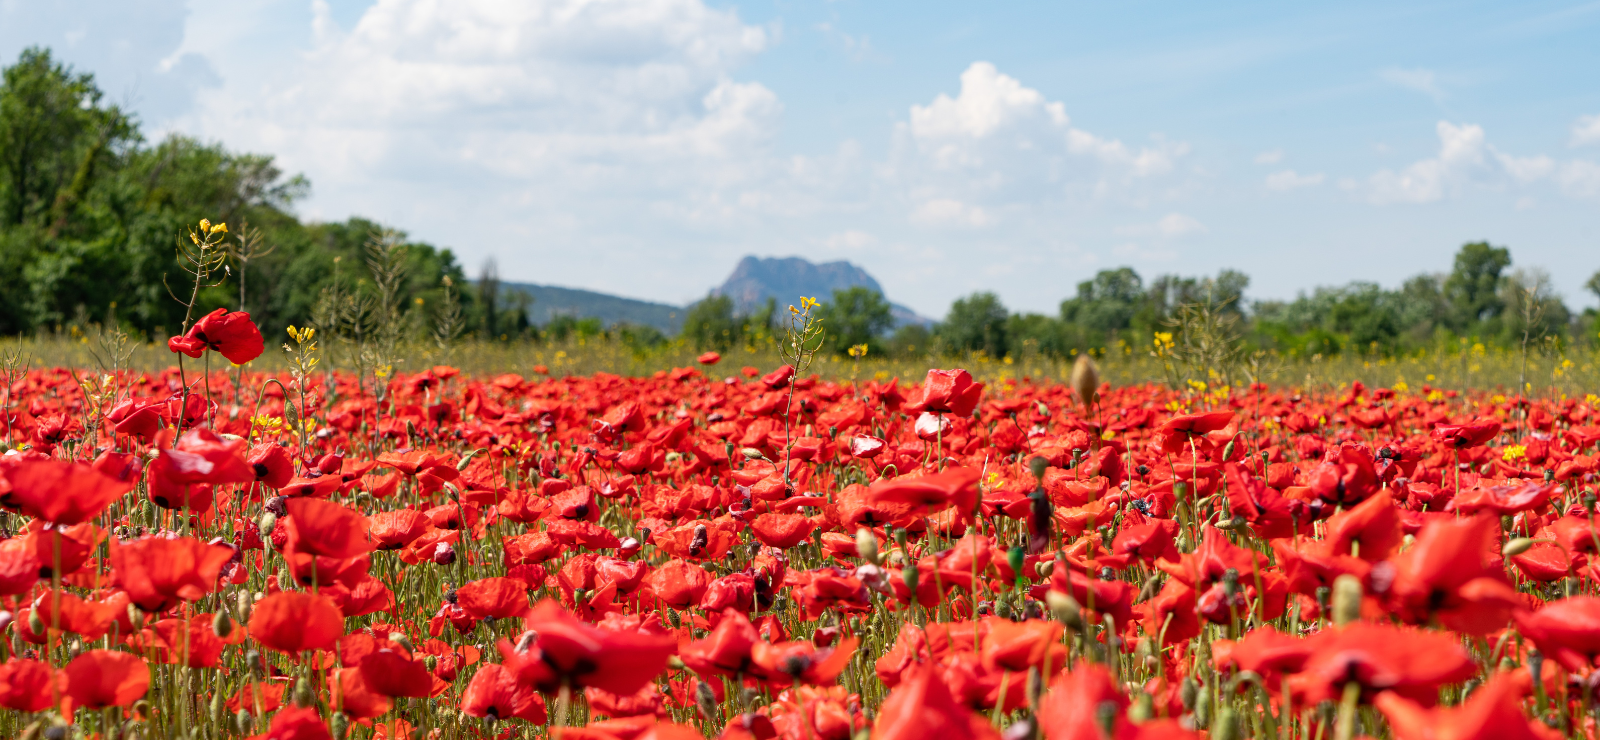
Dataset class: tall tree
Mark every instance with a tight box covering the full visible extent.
[818,286,894,355]
[1443,241,1511,331]
[940,291,1009,358]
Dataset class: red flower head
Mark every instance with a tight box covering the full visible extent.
[461,663,547,723]
[110,535,234,611]
[0,456,136,525]
[1308,444,1380,506]
[0,659,55,712]
[370,509,431,551]
[698,352,722,365]
[681,608,760,676]
[512,599,677,696]
[285,498,372,559]
[1383,514,1520,635]
[1375,673,1554,740]
[248,442,294,488]
[249,705,333,740]
[1431,418,1502,449]
[750,512,817,549]
[359,648,439,698]
[1512,596,1600,673]
[872,664,998,740]
[148,428,255,511]
[166,307,265,365]
[249,591,345,654]
[456,577,531,620]
[902,369,984,418]
[106,398,165,441]
[1298,623,1476,705]
[1156,411,1235,455]
[63,649,150,710]
[866,467,981,523]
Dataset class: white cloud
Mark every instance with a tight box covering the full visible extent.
[1559,160,1600,198]
[1253,150,1283,165]
[1380,67,1443,99]
[911,198,991,228]
[1265,169,1324,191]
[1369,121,1490,203]
[893,61,1188,220]
[1572,115,1600,147]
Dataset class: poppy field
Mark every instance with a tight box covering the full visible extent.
[2,305,1600,740]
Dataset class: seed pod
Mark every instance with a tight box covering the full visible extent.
[1034,560,1054,578]
[1331,573,1363,626]
[1071,354,1100,409]
[1179,677,1199,711]
[1194,685,1213,725]
[1028,456,1050,483]
[209,691,226,726]
[855,528,879,566]
[235,709,253,735]
[902,562,920,595]
[1211,707,1239,740]
[330,711,349,740]
[1128,692,1154,723]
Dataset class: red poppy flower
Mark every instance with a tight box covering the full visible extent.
[457,577,530,620]
[462,663,548,723]
[249,591,345,653]
[1036,664,1129,740]
[248,442,294,488]
[750,512,817,549]
[285,498,372,559]
[901,369,984,418]
[0,659,55,712]
[166,307,265,365]
[1155,411,1235,454]
[360,648,439,698]
[698,352,722,365]
[867,467,981,521]
[1431,418,1502,449]
[107,398,165,441]
[148,428,255,510]
[250,705,333,740]
[645,559,712,609]
[1512,596,1600,673]
[111,535,234,611]
[63,649,150,709]
[681,608,760,676]
[1383,514,1521,635]
[874,664,998,740]
[1308,444,1380,505]
[0,456,136,524]
[1375,673,1551,740]
[1298,623,1476,704]
[370,509,431,551]
[329,666,393,720]
[512,599,677,696]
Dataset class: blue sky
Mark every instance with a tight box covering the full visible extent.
[3,0,1598,316]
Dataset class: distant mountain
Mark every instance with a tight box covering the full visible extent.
[502,282,683,334]
[713,256,933,328]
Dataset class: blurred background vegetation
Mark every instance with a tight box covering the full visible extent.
[3,47,1599,393]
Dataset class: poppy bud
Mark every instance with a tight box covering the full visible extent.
[213,612,234,638]
[1046,591,1082,629]
[210,691,225,726]
[667,655,685,670]
[235,709,253,735]
[1222,435,1238,461]
[1194,686,1213,725]
[1179,677,1198,711]
[389,632,415,652]
[1129,691,1154,723]
[902,562,919,595]
[1503,537,1538,557]
[695,680,720,723]
[1007,546,1025,580]
[258,512,277,537]
[1029,455,1049,484]
[1211,707,1239,740]
[1331,574,1362,626]
[741,448,765,460]
[0,611,11,633]
[855,528,879,565]
[1071,354,1099,409]
[26,610,43,636]
[432,542,456,565]
[1034,560,1053,578]
[423,654,438,671]
[293,676,313,707]
[330,712,349,740]
[1095,701,1118,738]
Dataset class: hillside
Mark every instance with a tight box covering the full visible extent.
[713,256,933,327]
[502,282,684,334]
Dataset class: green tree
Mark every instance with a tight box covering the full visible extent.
[682,294,741,351]
[939,291,1009,358]
[1443,241,1511,332]
[818,286,893,355]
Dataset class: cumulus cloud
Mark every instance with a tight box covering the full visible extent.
[892,61,1188,218]
[1265,170,1324,191]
